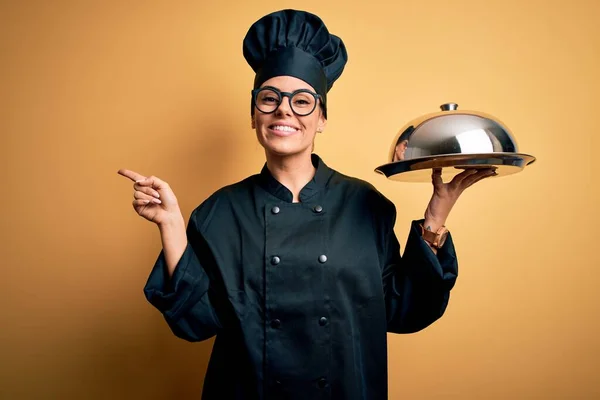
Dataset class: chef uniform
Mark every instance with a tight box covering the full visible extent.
[144,9,459,400]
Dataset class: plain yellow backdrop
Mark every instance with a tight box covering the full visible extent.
[1,0,598,398]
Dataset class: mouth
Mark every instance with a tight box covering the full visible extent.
[268,123,300,136]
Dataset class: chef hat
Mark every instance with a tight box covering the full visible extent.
[243,9,348,118]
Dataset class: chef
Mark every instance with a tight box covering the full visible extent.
[118,8,494,400]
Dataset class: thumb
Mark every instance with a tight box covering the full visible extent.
[432,168,443,187]
[136,175,169,190]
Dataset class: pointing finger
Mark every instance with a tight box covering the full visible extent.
[118,169,146,183]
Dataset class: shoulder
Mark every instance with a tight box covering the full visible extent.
[328,168,396,213]
[188,175,258,232]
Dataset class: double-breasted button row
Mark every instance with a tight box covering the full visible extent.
[270,255,326,265]
[270,205,324,215]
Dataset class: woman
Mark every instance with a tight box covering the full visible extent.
[118,9,494,400]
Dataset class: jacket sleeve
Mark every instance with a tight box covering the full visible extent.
[381,200,459,334]
[143,205,223,342]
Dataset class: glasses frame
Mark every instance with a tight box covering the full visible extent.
[251,86,322,117]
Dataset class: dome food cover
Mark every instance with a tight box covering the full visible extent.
[375,103,536,182]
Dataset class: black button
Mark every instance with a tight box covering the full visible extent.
[271,206,280,214]
[318,255,327,263]
[318,378,328,388]
[271,256,280,265]
[313,205,323,213]
[271,319,281,329]
[319,317,328,326]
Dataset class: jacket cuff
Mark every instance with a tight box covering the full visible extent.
[404,219,458,289]
[143,242,208,320]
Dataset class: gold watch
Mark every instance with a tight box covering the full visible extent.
[420,224,449,249]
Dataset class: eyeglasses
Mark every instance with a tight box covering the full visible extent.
[251,86,322,116]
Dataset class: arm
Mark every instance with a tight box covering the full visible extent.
[158,213,187,278]
[382,167,494,332]
[382,203,458,334]
[116,170,224,342]
[144,207,223,342]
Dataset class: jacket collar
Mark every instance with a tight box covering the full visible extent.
[258,153,333,203]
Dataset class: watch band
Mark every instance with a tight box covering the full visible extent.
[420,224,449,249]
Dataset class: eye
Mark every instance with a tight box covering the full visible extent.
[257,90,280,105]
[292,93,314,108]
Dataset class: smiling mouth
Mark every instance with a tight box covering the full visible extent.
[269,124,300,137]
[269,125,300,134]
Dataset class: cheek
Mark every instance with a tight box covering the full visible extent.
[254,115,268,131]
[298,116,319,132]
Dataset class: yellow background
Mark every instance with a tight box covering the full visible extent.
[2,0,598,398]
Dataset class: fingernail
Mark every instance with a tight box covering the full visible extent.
[153,192,160,198]
[152,198,162,204]
[143,200,150,204]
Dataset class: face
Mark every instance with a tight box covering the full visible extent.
[251,75,326,158]
[393,140,408,161]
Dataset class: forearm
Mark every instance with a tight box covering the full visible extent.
[385,220,458,333]
[158,212,187,278]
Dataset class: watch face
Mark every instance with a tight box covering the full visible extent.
[438,231,449,247]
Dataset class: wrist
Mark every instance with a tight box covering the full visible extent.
[419,221,449,252]
[158,212,185,232]
[422,218,445,233]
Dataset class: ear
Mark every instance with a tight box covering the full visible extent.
[317,111,327,133]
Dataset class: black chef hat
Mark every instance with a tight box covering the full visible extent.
[243,9,348,118]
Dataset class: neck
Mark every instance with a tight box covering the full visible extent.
[265,150,316,203]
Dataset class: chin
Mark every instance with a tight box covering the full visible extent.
[261,141,311,158]
[266,146,308,157]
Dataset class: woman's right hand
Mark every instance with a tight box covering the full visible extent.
[117,169,182,226]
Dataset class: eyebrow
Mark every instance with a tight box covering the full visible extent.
[261,85,314,93]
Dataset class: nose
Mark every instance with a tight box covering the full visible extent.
[274,94,293,116]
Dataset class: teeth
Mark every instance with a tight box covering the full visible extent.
[272,125,297,132]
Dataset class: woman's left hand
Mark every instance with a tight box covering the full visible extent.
[423,167,497,230]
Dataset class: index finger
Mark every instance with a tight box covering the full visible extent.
[117,169,146,182]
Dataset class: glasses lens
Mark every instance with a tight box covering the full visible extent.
[255,89,281,113]
[291,91,317,116]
